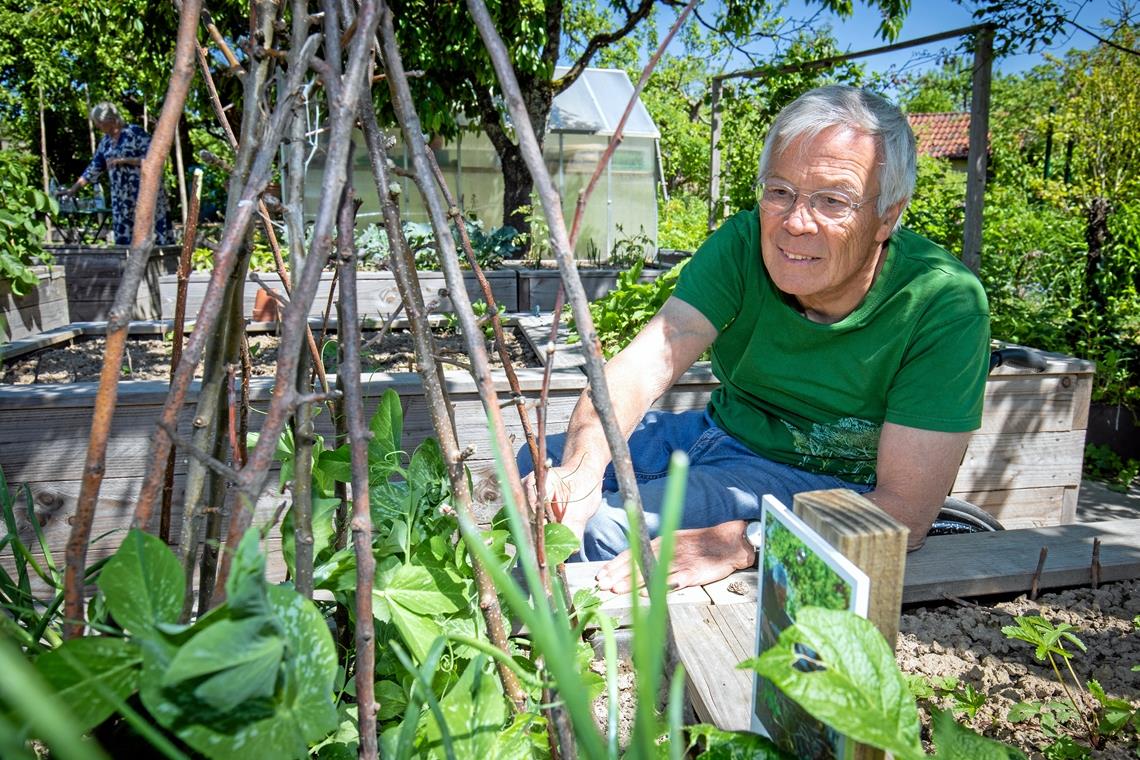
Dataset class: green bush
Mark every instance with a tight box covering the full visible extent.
[0,148,56,296]
[657,191,709,253]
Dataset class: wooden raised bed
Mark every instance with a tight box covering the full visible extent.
[46,245,181,322]
[160,270,520,321]
[0,317,1092,593]
[513,264,665,312]
[1,266,69,342]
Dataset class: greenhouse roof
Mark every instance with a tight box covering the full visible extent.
[549,67,660,139]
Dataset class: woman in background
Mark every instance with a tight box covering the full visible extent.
[62,101,173,246]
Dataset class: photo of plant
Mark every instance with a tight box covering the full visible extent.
[751,495,868,760]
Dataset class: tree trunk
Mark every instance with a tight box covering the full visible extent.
[500,144,533,234]
[1084,196,1110,310]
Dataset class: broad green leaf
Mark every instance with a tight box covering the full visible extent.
[376,680,407,721]
[35,637,141,732]
[745,607,925,760]
[161,616,285,713]
[281,495,340,574]
[368,389,404,471]
[408,438,446,507]
[373,563,466,617]
[423,657,510,759]
[931,709,1027,759]
[543,521,580,566]
[224,528,272,619]
[97,529,184,636]
[141,584,338,760]
[317,445,354,484]
[387,602,444,665]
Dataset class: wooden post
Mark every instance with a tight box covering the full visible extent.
[708,76,723,232]
[794,489,909,760]
[962,24,993,274]
[793,489,909,648]
[38,85,52,242]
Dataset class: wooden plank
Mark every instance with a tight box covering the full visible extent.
[0,325,85,360]
[671,603,754,731]
[949,486,1067,528]
[977,374,1086,435]
[794,489,909,649]
[515,314,586,369]
[954,430,1084,492]
[704,572,757,606]
[1061,485,1079,524]
[901,518,1140,603]
[1071,374,1093,430]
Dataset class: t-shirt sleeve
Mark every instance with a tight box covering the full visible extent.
[672,212,750,332]
[885,276,990,432]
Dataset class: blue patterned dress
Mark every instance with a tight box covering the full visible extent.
[80,124,174,245]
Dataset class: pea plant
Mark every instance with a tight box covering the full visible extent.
[1002,615,1140,756]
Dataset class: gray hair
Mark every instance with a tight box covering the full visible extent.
[89,101,123,125]
[757,85,916,227]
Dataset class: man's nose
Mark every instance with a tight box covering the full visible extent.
[782,195,818,234]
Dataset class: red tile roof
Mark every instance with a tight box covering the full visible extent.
[907,112,975,160]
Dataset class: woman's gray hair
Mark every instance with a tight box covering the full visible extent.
[89,101,123,125]
[757,85,916,227]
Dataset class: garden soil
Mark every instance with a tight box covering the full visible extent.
[1,327,539,384]
[593,579,1139,757]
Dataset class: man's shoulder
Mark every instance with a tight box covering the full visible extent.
[893,229,984,288]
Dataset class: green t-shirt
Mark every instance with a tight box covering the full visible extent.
[672,210,990,485]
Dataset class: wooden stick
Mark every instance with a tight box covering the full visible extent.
[161,168,204,544]
[65,0,203,638]
[1029,546,1048,601]
[1091,538,1101,589]
[334,178,379,759]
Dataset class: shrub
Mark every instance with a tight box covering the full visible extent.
[0,148,57,296]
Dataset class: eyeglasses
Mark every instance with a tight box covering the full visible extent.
[757,180,878,222]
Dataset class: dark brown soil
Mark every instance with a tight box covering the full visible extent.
[1,326,540,384]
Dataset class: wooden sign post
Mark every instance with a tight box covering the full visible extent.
[793,489,910,760]
[793,488,909,649]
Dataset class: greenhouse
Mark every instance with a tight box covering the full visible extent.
[304,67,661,260]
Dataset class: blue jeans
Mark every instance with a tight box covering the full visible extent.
[516,409,872,561]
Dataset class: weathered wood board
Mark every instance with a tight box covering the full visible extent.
[159,270,519,322]
[1,266,70,342]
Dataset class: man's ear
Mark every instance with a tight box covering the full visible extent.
[875,199,907,242]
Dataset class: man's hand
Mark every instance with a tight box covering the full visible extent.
[522,465,603,542]
[595,520,754,594]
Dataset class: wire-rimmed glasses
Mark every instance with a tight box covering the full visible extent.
[757,180,878,223]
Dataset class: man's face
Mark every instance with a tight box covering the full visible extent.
[759,126,901,323]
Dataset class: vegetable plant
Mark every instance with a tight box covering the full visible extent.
[0,148,57,298]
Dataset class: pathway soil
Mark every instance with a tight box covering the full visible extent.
[1,327,540,384]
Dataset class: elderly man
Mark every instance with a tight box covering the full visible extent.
[521,85,989,592]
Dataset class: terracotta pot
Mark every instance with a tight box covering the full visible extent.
[252,287,279,322]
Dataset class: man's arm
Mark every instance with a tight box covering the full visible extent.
[866,422,973,551]
[539,296,717,538]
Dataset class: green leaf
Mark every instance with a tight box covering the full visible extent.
[224,528,273,619]
[373,563,466,617]
[543,522,580,566]
[931,708,1027,758]
[744,607,924,760]
[34,637,141,732]
[683,723,791,758]
[423,657,511,759]
[375,680,407,721]
[316,445,354,484]
[161,616,285,713]
[387,602,444,665]
[281,495,340,574]
[140,584,338,760]
[97,529,184,636]
[368,389,404,472]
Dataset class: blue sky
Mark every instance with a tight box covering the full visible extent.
[775,0,1126,76]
